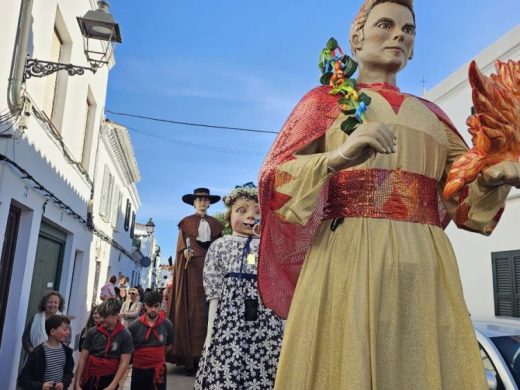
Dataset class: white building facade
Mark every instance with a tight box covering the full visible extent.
[424,25,520,320]
[157,265,173,289]
[92,119,142,302]
[0,1,141,387]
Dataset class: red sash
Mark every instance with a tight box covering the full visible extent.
[133,346,166,389]
[133,313,167,388]
[81,355,119,386]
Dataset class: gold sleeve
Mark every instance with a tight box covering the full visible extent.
[441,126,511,235]
[274,138,333,226]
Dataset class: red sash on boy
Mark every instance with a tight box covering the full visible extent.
[132,313,167,388]
[81,322,125,386]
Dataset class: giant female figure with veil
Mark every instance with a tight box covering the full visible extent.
[258,0,520,388]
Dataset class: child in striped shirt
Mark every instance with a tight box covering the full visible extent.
[18,314,74,390]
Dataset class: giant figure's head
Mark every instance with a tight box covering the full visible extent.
[350,0,416,74]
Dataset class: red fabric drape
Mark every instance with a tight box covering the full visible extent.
[258,84,465,319]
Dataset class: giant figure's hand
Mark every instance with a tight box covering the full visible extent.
[204,299,218,349]
[328,122,396,171]
[481,160,520,188]
[183,249,193,261]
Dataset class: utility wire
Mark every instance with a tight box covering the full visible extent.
[126,126,264,156]
[106,109,279,135]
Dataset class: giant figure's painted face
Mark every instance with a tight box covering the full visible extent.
[230,197,259,237]
[194,196,210,214]
[353,2,415,74]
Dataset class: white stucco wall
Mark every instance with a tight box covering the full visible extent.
[0,1,133,387]
[424,25,520,320]
[93,122,142,300]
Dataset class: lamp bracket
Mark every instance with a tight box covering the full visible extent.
[24,59,97,80]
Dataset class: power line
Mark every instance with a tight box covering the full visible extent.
[126,126,265,156]
[106,109,279,134]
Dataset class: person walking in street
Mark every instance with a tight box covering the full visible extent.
[22,291,65,354]
[128,291,174,390]
[168,187,223,375]
[78,306,101,352]
[74,299,133,390]
[18,314,74,390]
[99,276,117,302]
[119,287,142,327]
[118,287,127,305]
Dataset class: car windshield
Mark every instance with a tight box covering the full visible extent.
[491,335,520,385]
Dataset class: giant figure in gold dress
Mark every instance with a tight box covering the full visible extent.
[258,1,520,388]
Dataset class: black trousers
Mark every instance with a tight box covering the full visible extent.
[131,366,167,390]
[82,374,116,389]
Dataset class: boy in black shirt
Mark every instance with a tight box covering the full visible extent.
[18,315,74,390]
[75,299,133,390]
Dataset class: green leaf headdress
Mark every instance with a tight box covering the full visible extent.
[223,182,258,207]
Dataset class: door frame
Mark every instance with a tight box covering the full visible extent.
[0,205,21,347]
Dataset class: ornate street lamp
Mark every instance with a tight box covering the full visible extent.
[77,0,122,67]
[24,1,122,79]
[145,218,156,235]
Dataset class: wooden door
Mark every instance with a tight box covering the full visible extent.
[26,222,66,323]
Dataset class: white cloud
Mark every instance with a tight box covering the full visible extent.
[114,57,299,116]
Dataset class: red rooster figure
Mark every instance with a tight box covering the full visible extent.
[443,60,520,199]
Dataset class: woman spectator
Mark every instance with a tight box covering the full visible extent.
[119,287,142,327]
[22,290,65,353]
[78,305,101,352]
[161,285,171,314]
[119,275,128,289]
[118,286,127,305]
[99,275,117,301]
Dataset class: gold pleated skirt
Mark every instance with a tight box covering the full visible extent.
[274,218,487,390]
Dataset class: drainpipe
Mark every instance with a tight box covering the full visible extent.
[8,0,34,113]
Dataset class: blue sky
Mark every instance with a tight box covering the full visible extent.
[105,1,520,261]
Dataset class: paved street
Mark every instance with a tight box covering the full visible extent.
[122,364,195,390]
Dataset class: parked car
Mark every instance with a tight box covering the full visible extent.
[474,319,520,390]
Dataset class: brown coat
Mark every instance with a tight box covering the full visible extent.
[167,214,223,368]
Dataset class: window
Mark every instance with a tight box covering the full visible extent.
[110,186,122,228]
[80,92,96,171]
[99,166,110,219]
[479,344,506,390]
[41,8,72,132]
[130,211,136,239]
[43,28,63,125]
[492,250,520,317]
[124,199,131,231]
[99,165,115,222]
[92,261,101,306]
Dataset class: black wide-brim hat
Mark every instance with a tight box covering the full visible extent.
[182,187,221,205]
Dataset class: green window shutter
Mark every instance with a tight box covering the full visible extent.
[514,254,520,317]
[492,254,515,317]
[492,251,520,318]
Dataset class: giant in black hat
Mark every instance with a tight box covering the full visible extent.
[182,187,221,205]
